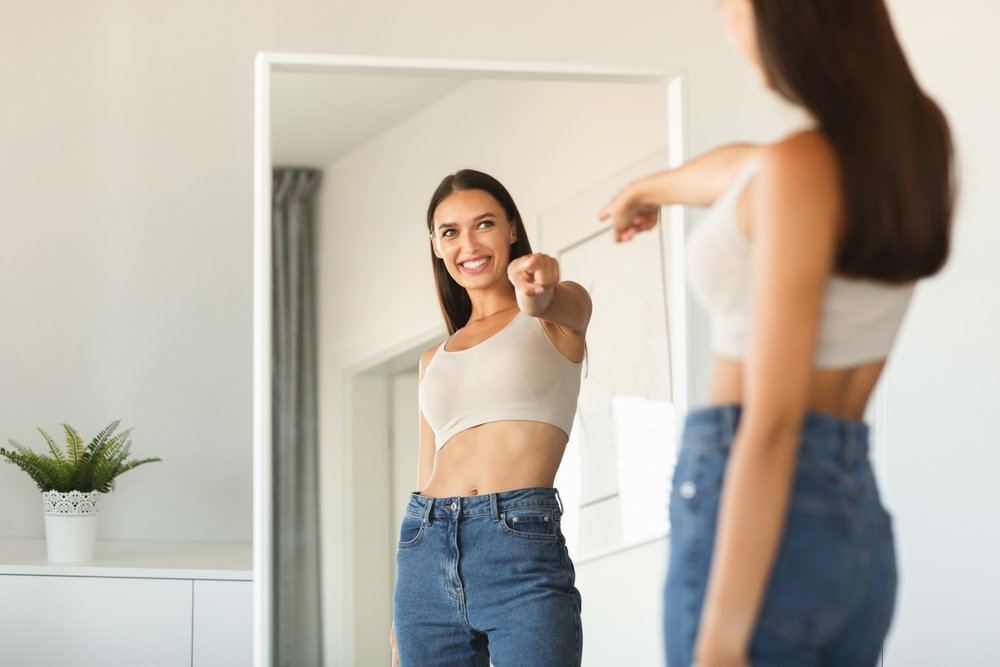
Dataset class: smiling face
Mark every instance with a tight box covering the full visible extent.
[430,188,518,292]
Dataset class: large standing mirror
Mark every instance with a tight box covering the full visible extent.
[253,53,691,667]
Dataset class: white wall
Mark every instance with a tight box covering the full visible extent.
[876,2,1000,664]
[576,540,668,665]
[0,0,263,541]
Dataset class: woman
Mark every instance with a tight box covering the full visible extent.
[391,169,592,666]
[600,1,954,666]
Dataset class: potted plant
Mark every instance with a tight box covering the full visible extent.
[0,420,161,562]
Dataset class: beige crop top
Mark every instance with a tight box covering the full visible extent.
[686,159,915,369]
[419,310,583,450]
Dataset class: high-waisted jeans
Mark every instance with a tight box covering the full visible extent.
[393,487,582,667]
[665,405,897,667]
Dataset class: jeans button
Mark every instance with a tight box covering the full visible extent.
[679,481,697,499]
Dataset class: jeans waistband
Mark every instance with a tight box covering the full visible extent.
[405,486,562,523]
[683,404,870,463]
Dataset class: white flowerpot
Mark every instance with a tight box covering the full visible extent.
[42,490,101,562]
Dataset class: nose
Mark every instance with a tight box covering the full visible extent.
[459,233,481,257]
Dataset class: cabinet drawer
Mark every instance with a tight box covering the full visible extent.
[192,580,253,667]
[0,575,192,667]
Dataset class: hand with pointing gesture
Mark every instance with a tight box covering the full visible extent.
[508,253,559,315]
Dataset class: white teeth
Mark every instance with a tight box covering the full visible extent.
[462,258,488,269]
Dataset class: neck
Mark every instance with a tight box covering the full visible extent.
[466,284,518,322]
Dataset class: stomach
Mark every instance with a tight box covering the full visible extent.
[707,356,887,420]
[420,357,884,497]
[420,421,568,498]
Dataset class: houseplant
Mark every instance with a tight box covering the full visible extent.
[0,420,161,562]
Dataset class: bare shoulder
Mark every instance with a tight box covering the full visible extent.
[755,130,842,230]
[419,342,441,379]
[760,130,840,193]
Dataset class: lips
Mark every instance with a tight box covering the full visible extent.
[459,256,491,274]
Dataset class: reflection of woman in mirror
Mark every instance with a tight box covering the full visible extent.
[601,1,954,666]
[390,169,592,666]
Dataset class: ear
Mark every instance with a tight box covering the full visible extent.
[430,234,443,259]
[509,222,517,244]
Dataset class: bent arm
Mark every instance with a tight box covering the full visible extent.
[694,136,840,662]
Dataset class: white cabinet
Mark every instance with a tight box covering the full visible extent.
[0,540,252,667]
[0,575,192,667]
[193,580,254,667]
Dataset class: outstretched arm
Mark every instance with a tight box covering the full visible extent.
[507,253,592,336]
[599,143,763,242]
[693,133,840,666]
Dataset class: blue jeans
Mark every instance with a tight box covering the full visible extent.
[393,487,582,666]
[665,405,897,667]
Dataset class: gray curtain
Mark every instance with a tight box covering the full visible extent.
[272,168,323,667]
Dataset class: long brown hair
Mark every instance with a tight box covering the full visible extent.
[426,170,533,334]
[751,0,955,282]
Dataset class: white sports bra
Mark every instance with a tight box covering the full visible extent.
[419,311,583,450]
[686,159,915,369]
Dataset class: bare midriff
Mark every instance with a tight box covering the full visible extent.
[420,359,883,497]
[420,420,568,498]
[707,356,887,420]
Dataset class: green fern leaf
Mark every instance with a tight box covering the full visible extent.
[94,428,133,458]
[74,428,133,492]
[88,420,121,453]
[95,456,162,493]
[37,428,65,464]
[6,422,159,493]
[62,424,85,465]
[0,448,59,491]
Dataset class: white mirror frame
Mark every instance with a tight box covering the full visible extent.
[252,51,689,667]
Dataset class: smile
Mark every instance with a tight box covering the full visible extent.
[459,257,491,273]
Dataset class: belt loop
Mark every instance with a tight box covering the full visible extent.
[843,424,856,468]
[422,497,434,525]
[555,489,564,517]
[489,493,499,522]
[721,406,735,441]
[837,422,849,468]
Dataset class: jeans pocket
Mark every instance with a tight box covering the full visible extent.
[757,495,854,642]
[397,511,426,548]
[500,507,560,541]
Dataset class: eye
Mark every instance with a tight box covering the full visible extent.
[440,228,457,238]
[477,220,495,230]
